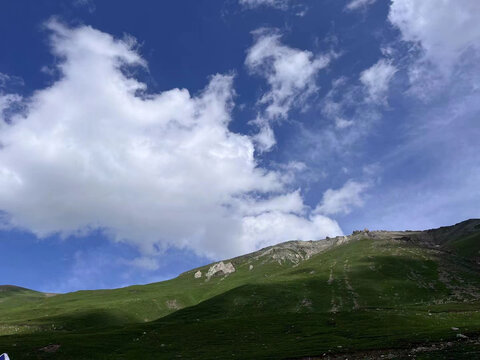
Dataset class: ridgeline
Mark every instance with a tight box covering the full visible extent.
[1,219,480,359]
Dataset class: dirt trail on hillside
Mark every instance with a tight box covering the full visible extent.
[343,259,359,310]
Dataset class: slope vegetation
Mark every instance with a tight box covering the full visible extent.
[1,219,480,359]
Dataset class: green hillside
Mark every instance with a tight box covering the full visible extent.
[1,220,480,359]
[0,285,46,313]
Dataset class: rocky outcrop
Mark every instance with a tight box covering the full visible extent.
[165,299,181,310]
[206,261,235,280]
[415,219,480,245]
[40,344,61,353]
[249,236,351,265]
[184,219,480,281]
[177,219,480,282]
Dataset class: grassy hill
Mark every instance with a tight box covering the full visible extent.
[1,219,480,359]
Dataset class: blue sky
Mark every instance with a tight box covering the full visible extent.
[0,0,479,292]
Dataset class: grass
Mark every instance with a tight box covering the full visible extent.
[2,308,480,359]
[445,232,480,260]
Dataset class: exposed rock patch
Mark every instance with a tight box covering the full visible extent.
[39,344,61,353]
[250,236,351,265]
[301,298,312,307]
[206,261,235,280]
[194,270,202,279]
[166,299,181,310]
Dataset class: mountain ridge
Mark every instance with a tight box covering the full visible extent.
[3,218,480,294]
[181,218,480,280]
[1,218,480,359]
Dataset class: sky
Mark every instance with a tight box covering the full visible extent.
[0,0,479,293]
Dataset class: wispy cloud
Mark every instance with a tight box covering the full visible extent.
[345,0,377,12]
[239,0,289,10]
[245,28,333,151]
[342,0,480,230]
[73,0,96,13]
[360,59,397,104]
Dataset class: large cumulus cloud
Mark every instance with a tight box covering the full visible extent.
[0,21,342,263]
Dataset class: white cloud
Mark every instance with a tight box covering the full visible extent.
[245,29,332,150]
[345,0,377,11]
[128,256,160,271]
[239,0,308,16]
[0,73,23,122]
[240,212,342,250]
[315,180,369,215]
[318,75,382,144]
[335,117,354,129]
[233,190,305,217]
[252,121,276,152]
[0,93,21,116]
[0,72,24,90]
[239,0,289,10]
[360,59,397,104]
[388,0,480,101]
[246,29,331,120]
[389,0,480,71]
[0,21,342,260]
[0,73,10,87]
